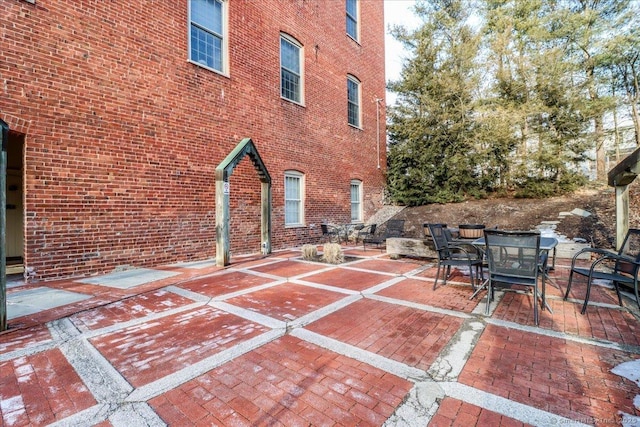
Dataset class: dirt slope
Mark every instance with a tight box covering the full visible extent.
[391,181,640,249]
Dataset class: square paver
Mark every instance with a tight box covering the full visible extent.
[306,298,464,370]
[376,277,482,313]
[225,282,348,321]
[247,260,326,278]
[148,335,413,426]
[179,271,276,298]
[459,324,640,423]
[70,289,196,331]
[302,268,392,292]
[0,349,96,425]
[77,268,180,289]
[90,306,270,388]
[7,287,92,320]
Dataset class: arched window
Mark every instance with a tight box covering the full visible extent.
[280,34,304,104]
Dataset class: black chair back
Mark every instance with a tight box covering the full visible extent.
[616,228,640,275]
[386,219,405,238]
[484,229,541,281]
[428,223,450,257]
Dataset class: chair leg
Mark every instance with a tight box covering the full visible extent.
[612,280,623,307]
[433,263,442,290]
[444,265,451,286]
[485,280,492,315]
[533,284,539,326]
[564,270,575,300]
[580,276,595,315]
[541,272,546,312]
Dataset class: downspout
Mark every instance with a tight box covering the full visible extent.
[375,98,383,169]
[1,119,8,331]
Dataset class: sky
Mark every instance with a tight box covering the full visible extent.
[384,0,420,106]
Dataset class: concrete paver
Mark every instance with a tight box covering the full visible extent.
[1,247,639,426]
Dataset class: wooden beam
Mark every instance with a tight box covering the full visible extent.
[608,146,640,187]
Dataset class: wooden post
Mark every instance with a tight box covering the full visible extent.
[261,181,271,255]
[607,146,640,251]
[215,179,230,266]
[615,185,629,251]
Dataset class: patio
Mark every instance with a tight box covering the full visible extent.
[1,246,639,426]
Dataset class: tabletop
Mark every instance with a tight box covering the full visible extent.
[472,236,558,251]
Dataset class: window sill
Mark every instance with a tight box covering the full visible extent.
[188,60,229,79]
[285,224,306,229]
[347,34,361,46]
[281,97,306,108]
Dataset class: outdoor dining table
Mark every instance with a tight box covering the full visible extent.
[338,223,358,245]
[472,236,559,269]
[470,235,560,311]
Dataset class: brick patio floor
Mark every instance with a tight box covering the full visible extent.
[1,246,639,426]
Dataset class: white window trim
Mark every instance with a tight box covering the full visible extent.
[188,0,229,77]
[284,171,305,227]
[280,33,305,106]
[350,180,363,223]
[346,0,360,43]
[347,75,362,129]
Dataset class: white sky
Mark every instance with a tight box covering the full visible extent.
[384,0,420,106]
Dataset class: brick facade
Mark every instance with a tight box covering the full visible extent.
[1,0,387,281]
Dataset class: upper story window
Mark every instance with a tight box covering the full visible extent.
[189,0,227,74]
[285,171,305,226]
[351,180,363,222]
[346,0,359,41]
[280,34,303,104]
[347,75,361,128]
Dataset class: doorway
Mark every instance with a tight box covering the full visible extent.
[6,132,24,275]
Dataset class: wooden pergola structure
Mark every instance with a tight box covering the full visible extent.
[215,138,271,266]
[608,146,640,250]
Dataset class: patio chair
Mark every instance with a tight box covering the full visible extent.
[363,219,404,250]
[321,223,342,244]
[563,228,640,314]
[484,229,545,326]
[355,223,377,244]
[428,223,483,291]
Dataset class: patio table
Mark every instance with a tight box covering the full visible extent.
[471,236,559,312]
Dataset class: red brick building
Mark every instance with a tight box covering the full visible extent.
[1,0,387,281]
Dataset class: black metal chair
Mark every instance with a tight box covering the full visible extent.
[320,223,342,244]
[564,228,640,314]
[484,229,545,325]
[363,219,404,250]
[428,223,483,291]
[355,223,377,244]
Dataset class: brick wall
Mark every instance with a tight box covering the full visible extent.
[1,0,387,280]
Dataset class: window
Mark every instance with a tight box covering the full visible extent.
[351,180,363,222]
[285,171,304,226]
[189,0,226,73]
[347,75,361,127]
[280,34,303,103]
[346,0,359,41]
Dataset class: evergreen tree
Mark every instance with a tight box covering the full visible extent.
[387,0,483,204]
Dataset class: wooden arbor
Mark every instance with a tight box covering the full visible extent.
[608,146,640,250]
[215,138,271,266]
